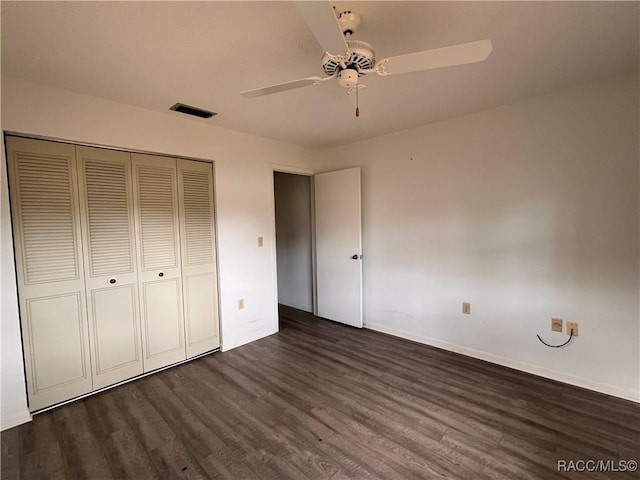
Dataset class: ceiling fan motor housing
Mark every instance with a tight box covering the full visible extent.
[338,10,361,36]
[321,40,376,76]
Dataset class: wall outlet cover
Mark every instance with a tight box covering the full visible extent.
[551,318,563,332]
[566,321,578,336]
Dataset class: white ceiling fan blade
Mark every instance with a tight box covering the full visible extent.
[240,76,327,98]
[296,1,349,55]
[379,39,493,76]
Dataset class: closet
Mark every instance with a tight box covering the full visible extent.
[6,136,220,411]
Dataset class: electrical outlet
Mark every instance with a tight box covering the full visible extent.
[257,236,264,247]
[238,298,245,310]
[551,318,563,332]
[462,302,471,315]
[566,322,578,336]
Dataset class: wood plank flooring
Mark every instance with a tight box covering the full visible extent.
[2,305,639,479]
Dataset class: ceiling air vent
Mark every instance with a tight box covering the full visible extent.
[170,103,216,119]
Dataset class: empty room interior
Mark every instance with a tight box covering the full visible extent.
[1,1,639,479]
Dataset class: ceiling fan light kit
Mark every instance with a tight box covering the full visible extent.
[239,1,493,118]
[338,69,359,89]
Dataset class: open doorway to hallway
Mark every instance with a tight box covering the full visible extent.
[273,172,314,318]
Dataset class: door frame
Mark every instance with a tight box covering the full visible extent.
[271,164,318,317]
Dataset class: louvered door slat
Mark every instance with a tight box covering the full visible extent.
[136,166,178,270]
[14,153,79,284]
[178,159,220,358]
[83,159,133,276]
[182,170,214,265]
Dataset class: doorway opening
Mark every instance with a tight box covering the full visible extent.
[273,172,314,321]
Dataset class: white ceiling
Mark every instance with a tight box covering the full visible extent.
[2,1,638,149]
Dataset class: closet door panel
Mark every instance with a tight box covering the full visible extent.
[90,286,139,372]
[178,160,220,357]
[132,153,185,371]
[6,136,92,411]
[26,293,87,394]
[184,273,218,346]
[142,279,184,356]
[77,146,142,389]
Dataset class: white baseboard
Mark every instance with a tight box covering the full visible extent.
[221,327,278,352]
[1,409,32,431]
[364,322,639,403]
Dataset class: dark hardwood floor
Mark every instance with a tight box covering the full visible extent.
[2,305,639,479]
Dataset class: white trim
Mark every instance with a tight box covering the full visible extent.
[269,171,280,335]
[310,178,318,317]
[272,167,317,317]
[272,163,316,176]
[1,409,32,431]
[221,329,277,352]
[211,161,225,352]
[5,130,215,164]
[364,322,640,403]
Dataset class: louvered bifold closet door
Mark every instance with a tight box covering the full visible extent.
[131,153,186,371]
[77,146,143,389]
[6,137,93,411]
[177,160,220,358]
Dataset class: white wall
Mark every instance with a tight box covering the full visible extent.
[274,172,313,312]
[318,73,640,401]
[0,76,315,429]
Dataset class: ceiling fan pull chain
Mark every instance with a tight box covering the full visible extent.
[355,85,360,117]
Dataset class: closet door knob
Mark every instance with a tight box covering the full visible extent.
[158,272,164,277]
[108,278,117,285]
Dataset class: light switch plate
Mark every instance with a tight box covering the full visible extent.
[551,318,563,332]
[257,237,264,247]
[462,302,471,314]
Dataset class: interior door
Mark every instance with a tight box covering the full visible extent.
[177,159,220,358]
[77,146,143,389]
[131,153,186,372]
[314,167,363,327]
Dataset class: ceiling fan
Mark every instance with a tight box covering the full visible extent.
[240,2,493,116]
